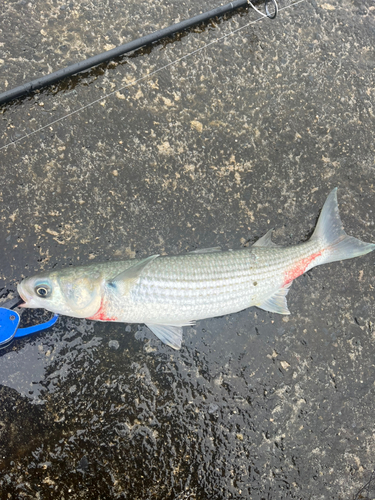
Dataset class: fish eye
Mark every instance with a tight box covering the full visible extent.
[35,284,51,298]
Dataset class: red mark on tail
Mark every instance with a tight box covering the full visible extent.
[284,251,323,286]
[87,299,117,321]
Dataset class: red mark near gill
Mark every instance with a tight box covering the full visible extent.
[87,299,117,321]
[284,251,323,286]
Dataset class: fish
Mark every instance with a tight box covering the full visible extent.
[17,188,375,350]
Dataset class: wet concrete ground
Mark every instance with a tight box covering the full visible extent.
[1,0,375,498]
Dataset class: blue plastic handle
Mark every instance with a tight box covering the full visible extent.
[0,307,58,347]
[0,308,20,346]
[15,314,59,337]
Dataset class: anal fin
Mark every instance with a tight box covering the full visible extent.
[257,282,292,315]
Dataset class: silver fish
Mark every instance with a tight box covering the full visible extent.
[18,189,375,349]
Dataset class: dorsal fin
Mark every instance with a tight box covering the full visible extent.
[189,247,221,254]
[253,229,279,248]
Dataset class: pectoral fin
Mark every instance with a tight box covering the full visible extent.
[257,282,292,315]
[109,254,159,295]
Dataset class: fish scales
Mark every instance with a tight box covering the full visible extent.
[17,189,375,349]
[115,243,315,321]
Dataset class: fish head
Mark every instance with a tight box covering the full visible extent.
[17,268,103,318]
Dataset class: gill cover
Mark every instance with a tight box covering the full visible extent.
[57,274,102,318]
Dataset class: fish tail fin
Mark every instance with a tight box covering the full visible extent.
[311,188,375,265]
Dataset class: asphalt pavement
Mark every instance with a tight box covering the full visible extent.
[0,0,374,498]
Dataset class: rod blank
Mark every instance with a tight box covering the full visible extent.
[0,0,275,105]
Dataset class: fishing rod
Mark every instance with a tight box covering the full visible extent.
[0,0,278,106]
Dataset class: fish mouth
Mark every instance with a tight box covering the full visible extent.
[17,284,29,308]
